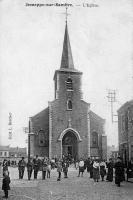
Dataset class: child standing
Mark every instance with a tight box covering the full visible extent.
[57,159,62,181]
[2,170,11,199]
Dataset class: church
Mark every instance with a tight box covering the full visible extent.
[29,21,107,160]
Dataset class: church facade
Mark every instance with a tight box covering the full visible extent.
[29,23,107,160]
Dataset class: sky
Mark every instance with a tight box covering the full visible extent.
[0,0,133,147]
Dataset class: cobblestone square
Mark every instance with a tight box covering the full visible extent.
[0,167,133,200]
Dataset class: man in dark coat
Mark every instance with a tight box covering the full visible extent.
[114,157,125,187]
[2,170,11,199]
[18,157,26,179]
[42,158,48,180]
[33,155,40,179]
[100,160,106,181]
[27,158,33,180]
[90,160,94,178]
[106,158,114,182]
[85,158,91,173]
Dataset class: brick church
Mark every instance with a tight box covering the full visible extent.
[29,22,107,160]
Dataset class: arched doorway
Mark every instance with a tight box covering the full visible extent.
[62,131,78,160]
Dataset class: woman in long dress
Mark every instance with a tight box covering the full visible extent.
[106,158,114,182]
[78,158,85,177]
[93,160,100,182]
[114,157,125,187]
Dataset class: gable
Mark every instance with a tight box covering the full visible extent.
[31,107,49,133]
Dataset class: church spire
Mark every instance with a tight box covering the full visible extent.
[60,21,74,69]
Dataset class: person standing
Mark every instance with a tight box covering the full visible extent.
[93,160,100,182]
[47,160,51,178]
[106,158,114,182]
[86,158,91,173]
[27,158,33,180]
[78,158,85,177]
[51,158,55,170]
[75,160,79,170]
[42,158,48,180]
[18,157,26,179]
[99,160,106,181]
[57,159,62,181]
[33,155,40,179]
[2,170,11,199]
[114,156,125,187]
[127,159,133,181]
[90,160,94,178]
[62,160,69,178]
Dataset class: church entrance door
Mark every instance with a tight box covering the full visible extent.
[62,131,78,160]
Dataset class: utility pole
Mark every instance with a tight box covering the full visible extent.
[107,90,118,123]
[28,118,31,162]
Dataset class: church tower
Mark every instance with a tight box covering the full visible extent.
[54,22,83,104]
[49,22,90,159]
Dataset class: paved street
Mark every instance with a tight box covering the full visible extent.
[0,166,133,200]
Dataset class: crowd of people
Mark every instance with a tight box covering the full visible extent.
[83,157,124,186]
[1,155,133,199]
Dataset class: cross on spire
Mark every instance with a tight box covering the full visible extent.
[62,6,70,24]
[61,5,70,24]
[65,6,69,23]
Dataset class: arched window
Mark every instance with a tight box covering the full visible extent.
[67,100,72,110]
[92,132,98,147]
[66,78,73,90]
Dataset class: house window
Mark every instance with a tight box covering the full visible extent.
[66,78,73,90]
[4,152,7,156]
[0,152,2,156]
[67,100,72,110]
[92,132,98,147]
